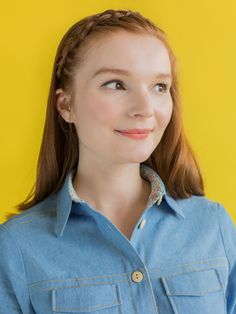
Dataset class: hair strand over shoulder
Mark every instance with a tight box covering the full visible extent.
[6,8,204,220]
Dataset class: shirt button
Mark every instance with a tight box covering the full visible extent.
[138,219,146,229]
[131,271,143,283]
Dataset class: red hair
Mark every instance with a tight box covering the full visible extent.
[6,9,204,220]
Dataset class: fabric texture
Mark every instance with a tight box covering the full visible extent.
[0,163,235,314]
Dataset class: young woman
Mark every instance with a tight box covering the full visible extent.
[0,9,235,314]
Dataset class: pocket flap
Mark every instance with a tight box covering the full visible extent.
[52,284,120,313]
[161,269,223,297]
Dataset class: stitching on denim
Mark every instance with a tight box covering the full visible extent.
[52,284,120,312]
[52,289,56,311]
[149,257,227,273]
[159,266,226,280]
[145,271,160,313]
[162,271,223,297]
[213,269,223,290]
[140,218,147,265]
[40,280,131,291]
[19,219,37,224]
[28,268,146,287]
[216,203,231,272]
[28,257,227,288]
[54,301,120,312]
[7,213,50,225]
[115,284,123,314]
[214,269,227,314]
[123,257,136,314]
[52,285,119,314]
[1,225,32,307]
[161,277,179,314]
[139,207,160,313]
[167,287,222,296]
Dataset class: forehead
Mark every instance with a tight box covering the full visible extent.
[77,31,171,77]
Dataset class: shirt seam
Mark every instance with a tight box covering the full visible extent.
[1,224,31,304]
[216,202,231,272]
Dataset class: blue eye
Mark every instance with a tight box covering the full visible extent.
[102,80,125,90]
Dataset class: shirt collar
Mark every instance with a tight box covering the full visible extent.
[55,164,185,237]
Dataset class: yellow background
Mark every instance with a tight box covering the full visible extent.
[1,0,235,223]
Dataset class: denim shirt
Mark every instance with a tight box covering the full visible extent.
[0,164,235,314]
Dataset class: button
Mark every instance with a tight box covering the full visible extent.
[156,190,163,205]
[131,271,143,283]
[138,219,146,229]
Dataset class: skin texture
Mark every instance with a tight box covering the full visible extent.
[55,31,173,223]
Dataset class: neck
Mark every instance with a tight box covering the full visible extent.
[72,161,151,214]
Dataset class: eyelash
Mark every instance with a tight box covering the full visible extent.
[101,79,170,93]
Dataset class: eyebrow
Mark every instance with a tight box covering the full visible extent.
[91,67,172,80]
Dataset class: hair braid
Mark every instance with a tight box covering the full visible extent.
[6,8,205,219]
[55,9,157,85]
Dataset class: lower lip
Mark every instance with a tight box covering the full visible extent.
[115,131,150,139]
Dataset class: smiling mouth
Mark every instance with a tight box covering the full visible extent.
[114,130,151,139]
[115,128,153,134]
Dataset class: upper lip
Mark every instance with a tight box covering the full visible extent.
[116,128,153,134]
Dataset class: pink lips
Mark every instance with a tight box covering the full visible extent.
[115,128,153,139]
[116,128,152,134]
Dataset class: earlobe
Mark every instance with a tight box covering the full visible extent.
[55,88,73,123]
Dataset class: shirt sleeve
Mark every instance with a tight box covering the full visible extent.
[217,203,236,314]
[0,224,35,314]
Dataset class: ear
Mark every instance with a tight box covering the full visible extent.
[55,88,73,123]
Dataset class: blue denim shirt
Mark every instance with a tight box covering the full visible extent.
[0,164,235,314]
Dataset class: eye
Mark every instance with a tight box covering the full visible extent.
[155,83,170,93]
[101,79,125,90]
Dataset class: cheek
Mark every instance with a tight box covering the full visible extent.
[156,96,173,128]
[85,98,120,124]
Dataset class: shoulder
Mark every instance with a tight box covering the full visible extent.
[0,194,57,247]
[176,193,220,209]
[168,194,235,234]
[175,194,236,249]
[175,194,230,219]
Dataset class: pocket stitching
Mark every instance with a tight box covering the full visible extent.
[52,284,120,313]
[161,268,223,296]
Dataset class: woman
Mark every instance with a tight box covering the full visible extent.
[0,9,235,314]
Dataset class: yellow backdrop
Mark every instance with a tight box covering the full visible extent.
[1,0,235,223]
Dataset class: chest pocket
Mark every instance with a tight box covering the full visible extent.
[161,268,226,314]
[51,283,121,314]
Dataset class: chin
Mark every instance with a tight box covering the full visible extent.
[125,153,152,164]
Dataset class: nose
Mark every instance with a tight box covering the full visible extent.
[128,89,154,118]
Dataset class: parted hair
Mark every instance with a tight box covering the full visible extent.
[6,9,204,220]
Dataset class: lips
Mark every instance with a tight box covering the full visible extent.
[116,128,153,134]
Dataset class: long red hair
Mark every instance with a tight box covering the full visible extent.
[6,9,204,220]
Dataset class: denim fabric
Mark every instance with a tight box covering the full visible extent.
[0,164,235,314]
